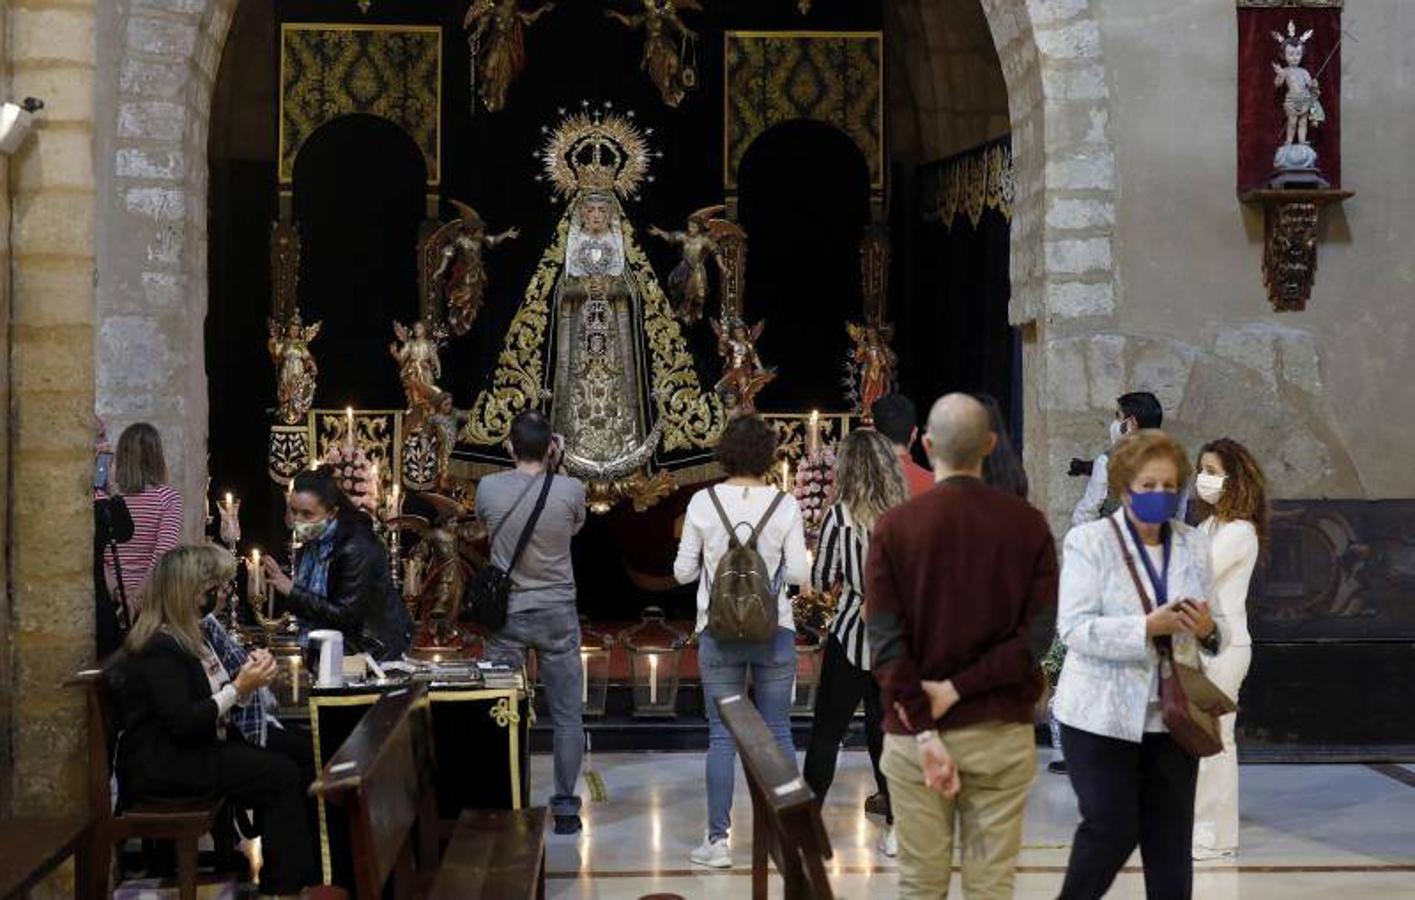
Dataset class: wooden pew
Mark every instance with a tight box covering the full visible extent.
[309,684,440,900]
[0,816,92,900]
[68,666,223,900]
[428,808,547,900]
[716,693,834,900]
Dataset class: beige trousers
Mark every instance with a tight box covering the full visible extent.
[881,721,1036,900]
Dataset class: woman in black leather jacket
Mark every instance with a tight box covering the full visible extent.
[264,466,412,661]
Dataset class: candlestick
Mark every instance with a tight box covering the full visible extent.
[345,407,356,453]
[289,656,301,705]
[807,410,821,456]
[218,492,241,547]
[648,652,659,705]
[389,484,401,519]
[369,460,380,511]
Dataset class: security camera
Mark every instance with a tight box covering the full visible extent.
[0,98,44,155]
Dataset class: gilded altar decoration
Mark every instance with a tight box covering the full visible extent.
[390,320,448,428]
[711,315,775,414]
[845,321,896,417]
[725,32,883,190]
[648,205,725,325]
[279,25,441,187]
[390,494,485,648]
[921,138,1014,230]
[606,1,701,108]
[315,410,397,479]
[268,314,321,425]
[464,106,724,485]
[427,201,519,336]
[490,697,521,727]
[463,0,555,113]
[268,425,312,484]
[709,218,747,319]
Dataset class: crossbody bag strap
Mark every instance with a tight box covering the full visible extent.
[1105,516,1171,658]
[746,490,788,550]
[490,475,542,547]
[505,472,555,576]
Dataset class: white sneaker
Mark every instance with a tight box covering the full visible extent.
[690,835,732,869]
[878,825,898,858]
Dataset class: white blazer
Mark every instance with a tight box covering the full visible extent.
[1053,509,1227,743]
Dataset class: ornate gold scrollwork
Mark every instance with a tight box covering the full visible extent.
[489,697,521,728]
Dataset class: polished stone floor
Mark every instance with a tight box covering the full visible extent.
[532,750,1415,899]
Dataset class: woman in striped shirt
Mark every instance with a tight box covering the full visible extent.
[802,428,909,856]
[103,423,183,617]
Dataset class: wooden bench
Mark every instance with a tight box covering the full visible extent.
[428,808,547,900]
[716,693,834,900]
[309,684,441,900]
[68,666,225,900]
[0,816,92,899]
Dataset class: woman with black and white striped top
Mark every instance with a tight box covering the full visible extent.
[802,428,909,857]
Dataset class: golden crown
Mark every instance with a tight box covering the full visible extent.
[537,102,657,201]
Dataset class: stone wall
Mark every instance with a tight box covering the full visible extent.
[96,0,237,540]
[5,0,98,869]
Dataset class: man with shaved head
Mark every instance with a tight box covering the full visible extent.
[866,393,1058,898]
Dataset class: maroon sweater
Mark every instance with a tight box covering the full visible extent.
[865,475,1058,734]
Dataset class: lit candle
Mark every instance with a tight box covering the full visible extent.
[807,410,821,456]
[249,549,263,598]
[289,656,301,704]
[780,461,792,493]
[345,406,356,453]
[648,653,659,705]
[389,484,401,520]
[581,651,590,704]
[369,461,380,509]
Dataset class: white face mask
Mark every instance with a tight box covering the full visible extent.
[1108,418,1126,446]
[1195,472,1226,504]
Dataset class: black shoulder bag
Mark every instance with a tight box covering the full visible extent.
[465,473,555,631]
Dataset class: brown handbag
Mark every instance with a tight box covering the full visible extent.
[1106,518,1237,758]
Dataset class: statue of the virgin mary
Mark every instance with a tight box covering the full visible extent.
[462,105,723,489]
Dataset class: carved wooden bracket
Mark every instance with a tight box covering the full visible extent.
[1240,188,1351,312]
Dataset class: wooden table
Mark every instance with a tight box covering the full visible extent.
[298,678,530,888]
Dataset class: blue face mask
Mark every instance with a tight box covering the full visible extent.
[1128,490,1180,524]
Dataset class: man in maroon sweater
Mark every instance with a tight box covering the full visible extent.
[866,393,1058,899]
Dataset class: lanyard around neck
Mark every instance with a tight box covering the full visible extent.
[1123,516,1172,605]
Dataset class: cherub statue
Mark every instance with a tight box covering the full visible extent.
[605,0,700,108]
[389,494,486,648]
[847,322,897,417]
[431,201,519,336]
[1272,21,1324,159]
[390,320,447,429]
[463,0,555,113]
[648,205,725,325]
[267,314,321,425]
[711,315,776,413]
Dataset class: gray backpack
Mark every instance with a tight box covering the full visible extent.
[705,487,787,642]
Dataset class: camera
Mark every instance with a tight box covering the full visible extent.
[0,98,44,156]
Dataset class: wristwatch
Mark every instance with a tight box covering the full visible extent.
[914,729,939,746]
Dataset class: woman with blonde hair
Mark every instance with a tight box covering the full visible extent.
[1191,438,1268,859]
[118,545,317,895]
[802,428,910,857]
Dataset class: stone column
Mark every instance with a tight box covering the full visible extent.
[5,0,98,860]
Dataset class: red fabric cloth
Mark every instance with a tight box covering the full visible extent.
[895,447,936,498]
[865,476,1057,735]
[1237,8,1342,192]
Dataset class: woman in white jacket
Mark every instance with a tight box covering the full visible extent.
[1191,438,1267,859]
[1053,430,1227,900]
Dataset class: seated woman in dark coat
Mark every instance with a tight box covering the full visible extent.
[263,466,412,661]
[117,545,318,896]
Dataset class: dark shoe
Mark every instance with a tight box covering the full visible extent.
[864,792,892,818]
[554,814,583,835]
[1048,760,1068,774]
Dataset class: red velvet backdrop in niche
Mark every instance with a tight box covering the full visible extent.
[1237,6,1342,193]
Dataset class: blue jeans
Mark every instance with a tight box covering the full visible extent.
[484,604,584,818]
[698,627,798,841]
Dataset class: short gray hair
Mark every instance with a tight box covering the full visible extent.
[926,393,992,469]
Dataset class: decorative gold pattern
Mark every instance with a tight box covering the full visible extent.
[921,140,1015,230]
[279,25,442,186]
[268,426,312,485]
[725,32,883,190]
[463,217,724,453]
[490,696,521,728]
[539,108,653,200]
[766,412,855,469]
[312,409,402,483]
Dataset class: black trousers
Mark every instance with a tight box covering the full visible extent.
[802,636,890,816]
[1058,724,1198,900]
[216,734,320,894]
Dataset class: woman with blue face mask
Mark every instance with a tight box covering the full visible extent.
[1052,430,1227,900]
[263,466,412,661]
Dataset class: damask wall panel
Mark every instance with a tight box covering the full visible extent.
[725,31,883,190]
[279,24,442,186]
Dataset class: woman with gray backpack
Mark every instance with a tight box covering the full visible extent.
[674,414,811,869]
